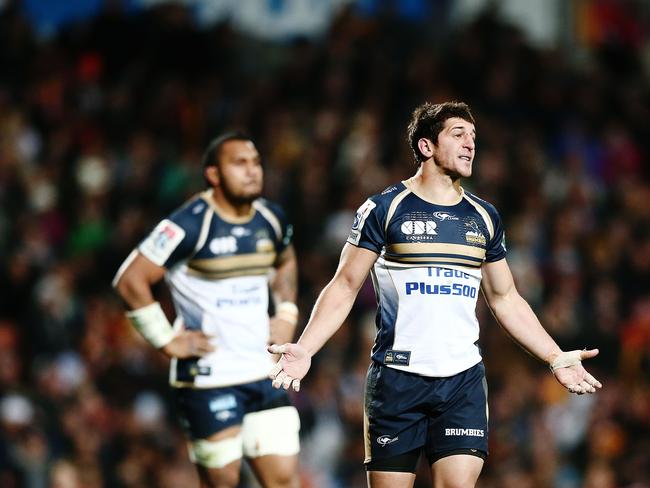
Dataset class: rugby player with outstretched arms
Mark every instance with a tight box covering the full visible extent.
[269,102,601,488]
[114,133,300,488]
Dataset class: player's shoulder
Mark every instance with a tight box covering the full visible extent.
[463,189,501,218]
[367,182,409,209]
[167,193,210,228]
[253,197,287,220]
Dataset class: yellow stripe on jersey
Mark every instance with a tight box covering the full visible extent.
[186,267,273,280]
[188,252,277,278]
[384,255,482,267]
[463,195,494,240]
[384,188,412,232]
[387,242,486,259]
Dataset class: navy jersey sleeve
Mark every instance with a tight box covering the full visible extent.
[258,199,293,254]
[138,198,206,268]
[485,206,507,262]
[346,196,386,254]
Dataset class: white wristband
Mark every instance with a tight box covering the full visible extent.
[549,350,582,372]
[126,302,175,349]
[275,302,299,326]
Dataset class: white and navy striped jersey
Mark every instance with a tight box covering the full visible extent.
[348,180,506,377]
[137,190,293,388]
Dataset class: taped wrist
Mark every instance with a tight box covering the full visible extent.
[126,302,175,348]
[275,302,299,326]
[549,350,582,372]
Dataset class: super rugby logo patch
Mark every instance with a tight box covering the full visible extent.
[348,199,376,245]
[140,219,185,266]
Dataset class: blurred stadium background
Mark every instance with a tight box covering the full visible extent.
[0,0,648,486]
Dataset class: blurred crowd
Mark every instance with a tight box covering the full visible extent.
[0,1,649,487]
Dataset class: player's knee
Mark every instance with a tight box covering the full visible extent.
[198,463,241,488]
[267,464,300,488]
[190,436,243,487]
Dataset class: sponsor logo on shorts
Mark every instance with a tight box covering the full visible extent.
[377,435,399,447]
[445,428,485,437]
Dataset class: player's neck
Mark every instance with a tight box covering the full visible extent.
[406,165,463,205]
[209,189,255,220]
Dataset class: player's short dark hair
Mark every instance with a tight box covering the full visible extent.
[201,131,254,169]
[407,102,475,165]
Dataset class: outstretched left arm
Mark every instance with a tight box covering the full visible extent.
[481,259,602,394]
[269,244,299,346]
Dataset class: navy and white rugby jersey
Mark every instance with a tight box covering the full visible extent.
[135,190,292,388]
[348,180,506,377]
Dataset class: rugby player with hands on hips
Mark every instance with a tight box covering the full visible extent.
[114,133,301,488]
[269,102,601,488]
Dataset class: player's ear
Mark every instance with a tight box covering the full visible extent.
[204,165,220,187]
[418,138,434,159]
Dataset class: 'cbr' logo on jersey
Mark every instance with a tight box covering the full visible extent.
[400,220,437,235]
[210,236,238,254]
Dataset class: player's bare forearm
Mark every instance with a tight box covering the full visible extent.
[485,290,561,363]
[297,244,377,355]
[272,245,298,303]
[481,259,561,364]
[298,276,361,355]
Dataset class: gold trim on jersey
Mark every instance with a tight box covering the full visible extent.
[402,178,465,206]
[187,252,276,279]
[384,255,482,268]
[195,205,214,252]
[186,267,273,279]
[463,194,494,240]
[386,242,486,259]
[385,188,412,232]
[253,200,283,241]
[199,190,257,224]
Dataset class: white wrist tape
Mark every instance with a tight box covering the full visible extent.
[126,302,175,348]
[549,350,582,372]
[275,302,299,326]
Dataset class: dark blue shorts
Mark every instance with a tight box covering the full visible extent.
[174,378,292,440]
[364,361,488,470]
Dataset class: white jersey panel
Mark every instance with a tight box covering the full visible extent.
[373,257,482,377]
[167,267,272,387]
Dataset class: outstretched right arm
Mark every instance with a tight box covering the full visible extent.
[269,243,378,391]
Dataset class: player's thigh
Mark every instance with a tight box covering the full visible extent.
[367,470,416,488]
[174,387,247,486]
[425,362,489,463]
[247,453,299,488]
[242,405,300,487]
[364,362,429,470]
[430,454,483,488]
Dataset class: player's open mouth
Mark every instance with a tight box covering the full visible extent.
[459,156,471,161]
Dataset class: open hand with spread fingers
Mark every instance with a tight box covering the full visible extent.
[268,343,311,392]
[549,349,603,394]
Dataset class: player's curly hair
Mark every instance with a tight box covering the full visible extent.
[407,102,475,165]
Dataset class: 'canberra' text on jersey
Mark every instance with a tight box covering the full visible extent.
[348,181,506,377]
[137,190,293,388]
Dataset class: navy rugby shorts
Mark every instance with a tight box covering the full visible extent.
[174,377,292,440]
[364,361,488,472]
